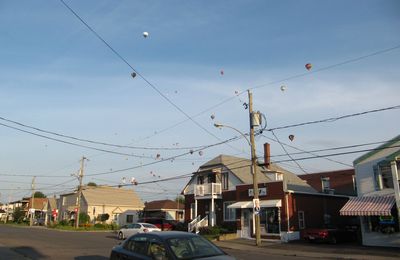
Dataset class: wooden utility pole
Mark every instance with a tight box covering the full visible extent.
[75,156,87,228]
[30,176,36,226]
[248,90,261,246]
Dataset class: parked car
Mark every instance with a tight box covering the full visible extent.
[303,226,357,244]
[110,231,236,260]
[118,223,161,240]
[139,218,177,231]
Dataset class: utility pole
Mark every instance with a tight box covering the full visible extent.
[30,176,36,226]
[75,156,87,228]
[248,90,261,246]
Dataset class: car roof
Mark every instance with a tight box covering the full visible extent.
[137,231,198,239]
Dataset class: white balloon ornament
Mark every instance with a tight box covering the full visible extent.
[143,32,149,38]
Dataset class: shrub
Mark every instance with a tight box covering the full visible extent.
[94,223,105,229]
[79,212,90,225]
[59,220,70,226]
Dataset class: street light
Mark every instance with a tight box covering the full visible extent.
[214,92,262,247]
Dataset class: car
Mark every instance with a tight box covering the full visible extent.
[139,218,177,231]
[303,227,358,244]
[110,231,236,260]
[118,223,161,240]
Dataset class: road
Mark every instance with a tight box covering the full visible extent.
[0,225,317,260]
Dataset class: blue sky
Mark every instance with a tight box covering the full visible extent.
[0,0,399,203]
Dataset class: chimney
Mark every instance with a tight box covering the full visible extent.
[264,143,270,167]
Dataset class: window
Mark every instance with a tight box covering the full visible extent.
[124,236,149,256]
[321,177,330,192]
[197,176,204,185]
[149,238,169,260]
[126,214,134,223]
[207,174,216,183]
[374,163,394,190]
[352,175,357,193]
[62,197,66,206]
[223,202,236,221]
[298,211,305,229]
[222,172,229,190]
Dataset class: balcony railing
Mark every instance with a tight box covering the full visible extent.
[195,183,221,197]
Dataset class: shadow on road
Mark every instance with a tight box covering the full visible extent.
[75,256,109,260]
[13,246,48,259]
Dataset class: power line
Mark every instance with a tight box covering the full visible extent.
[58,0,243,154]
[271,130,308,174]
[265,105,400,131]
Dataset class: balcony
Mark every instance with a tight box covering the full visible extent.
[195,183,222,198]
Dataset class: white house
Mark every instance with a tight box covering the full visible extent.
[340,135,400,247]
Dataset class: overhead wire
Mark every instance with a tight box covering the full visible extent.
[58,0,244,155]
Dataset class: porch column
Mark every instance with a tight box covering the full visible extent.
[211,197,214,227]
[195,198,198,218]
[390,160,400,231]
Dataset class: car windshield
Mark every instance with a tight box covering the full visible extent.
[142,223,157,228]
[167,236,224,260]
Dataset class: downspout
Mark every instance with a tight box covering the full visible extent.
[390,160,400,231]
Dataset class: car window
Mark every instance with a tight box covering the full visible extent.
[167,236,223,259]
[133,223,141,229]
[149,238,169,260]
[125,236,150,256]
[143,223,157,228]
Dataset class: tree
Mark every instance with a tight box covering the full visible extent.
[13,207,25,223]
[175,195,184,204]
[79,212,90,225]
[87,182,97,187]
[34,191,46,198]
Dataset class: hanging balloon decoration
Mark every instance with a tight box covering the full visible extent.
[198,151,203,156]
[130,177,138,185]
[121,177,127,184]
[220,70,224,75]
[243,102,248,109]
[189,149,194,155]
[156,153,161,159]
[234,90,239,95]
[280,85,287,92]
[131,72,137,78]
[210,114,215,120]
[288,134,295,141]
[305,63,312,71]
[143,32,149,38]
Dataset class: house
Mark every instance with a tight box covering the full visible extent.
[183,144,353,242]
[299,169,357,196]
[143,199,184,221]
[340,135,400,247]
[27,197,49,224]
[58,185,144,226]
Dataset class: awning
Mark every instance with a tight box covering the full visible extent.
[340,196,395,216]
[228,199,281,209]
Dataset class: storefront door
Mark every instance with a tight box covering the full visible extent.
[242,209,253,238]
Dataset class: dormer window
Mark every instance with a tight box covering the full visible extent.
[197,176,204,185]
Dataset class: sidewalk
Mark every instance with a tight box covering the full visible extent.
[0,243,29,260]
[213,239,400,260]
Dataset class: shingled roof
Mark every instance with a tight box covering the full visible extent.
[144,199,184,211]
[81,186,144,209]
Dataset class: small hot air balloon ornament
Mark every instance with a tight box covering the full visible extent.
[305,63,312,71]
[280,85,286,92]
[198,151,203,156]
[189,149,194,155]
[220,70,224,75]
[156,153,161,159]
[130,177,138,185]
[289,134,295,141]
[131,72,136,78]
[210,114,215,120]
[143,32,149,38]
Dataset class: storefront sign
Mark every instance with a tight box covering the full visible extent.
[248,187,267,197]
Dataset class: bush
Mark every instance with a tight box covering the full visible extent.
[79,213,90,225]
[59,220,70,226]
[94,223,105,229]
[199,226,220,236]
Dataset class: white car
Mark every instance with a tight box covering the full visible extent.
[117,223,161,240]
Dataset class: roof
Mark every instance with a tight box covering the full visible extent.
[194,154,316,193]
[29,198,48,210]
[144,200,184,211]
[199,155,271,183]
[81,186,144,208]
[47,198,57,209]
[353,135,400,165]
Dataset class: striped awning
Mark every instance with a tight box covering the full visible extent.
[340,196,396,216]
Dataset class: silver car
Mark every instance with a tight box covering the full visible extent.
[118,223,161,240]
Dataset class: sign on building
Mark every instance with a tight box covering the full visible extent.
[248,187,267,197]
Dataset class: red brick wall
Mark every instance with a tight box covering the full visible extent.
[299,169,356,196]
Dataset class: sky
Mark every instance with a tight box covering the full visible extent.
[0,0,399,203]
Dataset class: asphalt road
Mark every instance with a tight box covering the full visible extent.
[0,225,316,260]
